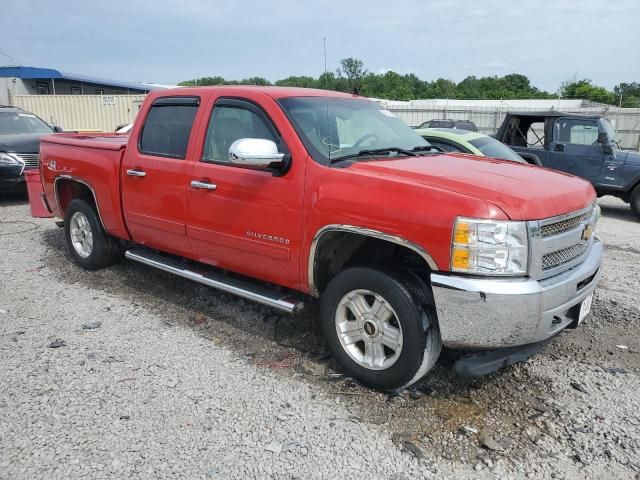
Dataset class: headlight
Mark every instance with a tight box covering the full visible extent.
[451,217,528,275]
[0,152,22,166]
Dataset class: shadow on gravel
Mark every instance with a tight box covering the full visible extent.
[599,202,636,222]
[38,225,563,464]
[0,190,29,207]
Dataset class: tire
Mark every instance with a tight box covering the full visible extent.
[631,184,640,220]
[320,266,442,391]
[64,198,121,270]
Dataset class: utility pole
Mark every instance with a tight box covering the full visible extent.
[323,37,327,73]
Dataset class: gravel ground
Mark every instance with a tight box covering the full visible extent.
[1,194,639,479]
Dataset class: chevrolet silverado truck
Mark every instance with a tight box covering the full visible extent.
[495,111,640,219]
[39,87,603,390]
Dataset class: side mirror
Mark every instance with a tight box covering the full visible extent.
[228,138,284,167]
[596,132,613,154]
[52,125,63,133]
[596,132,608,144]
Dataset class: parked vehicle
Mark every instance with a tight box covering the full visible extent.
[415,119,478,132]
[39,87,602,390]
[0,106,61,192]
[415,128,536,164]
[115,123,133,134]
[495,111,640,218]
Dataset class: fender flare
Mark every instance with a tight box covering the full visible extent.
[307,224,439,297]
[54,175,107,230]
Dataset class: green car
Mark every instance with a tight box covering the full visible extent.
[416,128,542,166]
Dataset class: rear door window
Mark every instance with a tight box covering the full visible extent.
[139,97,199,159]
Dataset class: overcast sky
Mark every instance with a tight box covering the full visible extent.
[3,0,639,92]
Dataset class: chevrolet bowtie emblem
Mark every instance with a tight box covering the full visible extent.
[581,223,594,241]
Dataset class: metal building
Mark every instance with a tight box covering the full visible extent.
[0,66,165,105]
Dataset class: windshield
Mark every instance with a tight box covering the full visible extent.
[0,111,53,135]
[278,97,430,163]
[468,136,524,162]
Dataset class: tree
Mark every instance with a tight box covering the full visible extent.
[177,71,629,104]
[559,78,616,104]
[275,76,318,88]
[338,57,367,93]
[317,71,337,90]
[239,77,272,86]
[613,82,640,107]
[178,76,226,86]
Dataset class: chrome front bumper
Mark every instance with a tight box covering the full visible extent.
[431,237,603,349]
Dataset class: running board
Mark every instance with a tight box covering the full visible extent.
[125,248,305,314]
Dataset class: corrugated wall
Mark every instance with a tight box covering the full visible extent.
[13,95,146,132]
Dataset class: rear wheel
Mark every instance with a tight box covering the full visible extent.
[64,198,121,270]
[320,266,441,391]
[631,184,640,220]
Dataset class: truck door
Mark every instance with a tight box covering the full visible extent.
[121,96,201,255]
[548,117,605,182]
[186,96,305,289]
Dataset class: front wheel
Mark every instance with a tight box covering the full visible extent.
[320,266,441,391]
[64,198,122,270]
[631,184,640,220]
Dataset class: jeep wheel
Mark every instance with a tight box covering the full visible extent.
[631,184,640,220]
[64,198,122,270]
[320,266,441,391]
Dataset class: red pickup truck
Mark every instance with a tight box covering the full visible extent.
[39,86,602,390]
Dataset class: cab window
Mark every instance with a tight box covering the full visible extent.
[202,104,279,163]
[139,97,199,159]
[554,118,599,145]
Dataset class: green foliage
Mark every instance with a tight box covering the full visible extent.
[559,78,616,104]
[178,76,226,86]
[613,82,640,107]
[179,58,635,106]
[275,76,318,88]
[178,76,272,87]
[338,57,367,91]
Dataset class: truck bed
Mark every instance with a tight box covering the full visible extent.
[40,133,130,239]
[42,133,128,151]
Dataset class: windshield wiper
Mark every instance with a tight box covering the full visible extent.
[410,145,445,153]
[330,147,418,164]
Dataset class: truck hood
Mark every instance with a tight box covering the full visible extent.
[0,133,49,154]
[617,149,640,165]
[349,153,596,220]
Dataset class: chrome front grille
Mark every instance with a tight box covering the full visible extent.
[528,205,597,280]
[542,243,589,270]
[12,153,40,169]
[541,212,591,237]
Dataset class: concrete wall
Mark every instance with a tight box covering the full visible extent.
[13,94,146,132]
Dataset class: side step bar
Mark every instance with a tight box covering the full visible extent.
[125,248,305,314]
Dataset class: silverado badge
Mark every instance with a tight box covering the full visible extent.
[246,230,290,245]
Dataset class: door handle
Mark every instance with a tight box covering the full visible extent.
[191,180,217,190]
[554,144,564,152]
[126,169,147,177]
